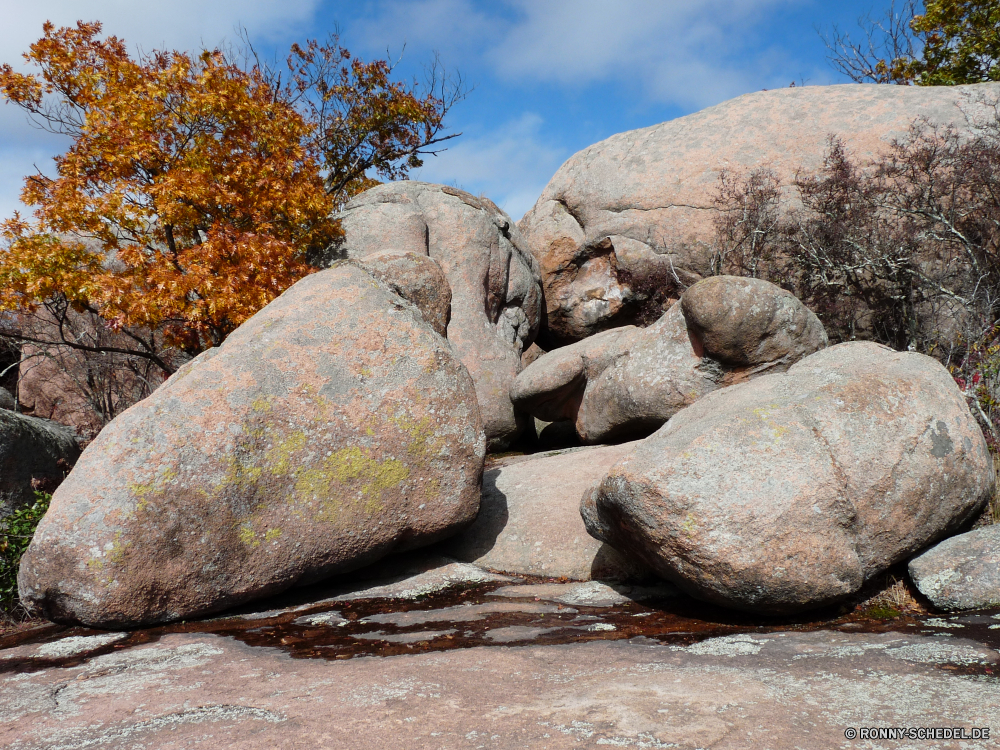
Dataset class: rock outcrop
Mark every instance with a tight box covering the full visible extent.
[584,342,995,614]
[0,411,78,518]
[18,262,485,628]
[445,444,651,581]
[519,83,1000,345]
[511,276,827,443]
[330,182,544,450]
[909,526,1000,612]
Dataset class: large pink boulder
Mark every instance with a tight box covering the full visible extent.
[331,182,544,450]
[519,83,1000,346]
[584,342,995,614]
[18,263,485,628]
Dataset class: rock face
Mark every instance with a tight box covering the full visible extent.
[331,182,544,450]
[356,250,451,337]
[511,276,827,443]
[584,342,995,614]
[444,444,651,581]
[18,263,486,628]
[909,526,1000,612]
[519,83,1000,346]
[0,410,79,518]
[4,628,999,750]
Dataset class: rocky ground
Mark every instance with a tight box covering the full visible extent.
[2,553,998,750]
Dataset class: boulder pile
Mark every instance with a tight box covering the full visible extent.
[330,182,543,450]
[583,342,995,613]
[16,86,1000,629]
[519,83,1000,346]
[512,275,827,443]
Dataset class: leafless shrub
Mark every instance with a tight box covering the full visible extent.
[1,304,180,439]
[821,0,920,84]
[710,110,1000,454]
[711,167,783,279]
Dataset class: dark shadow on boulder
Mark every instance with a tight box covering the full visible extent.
[590,543,656,583]
[443,468,510,561]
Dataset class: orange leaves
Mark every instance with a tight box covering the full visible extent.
[0,21,339,353]
[0,22,459,363]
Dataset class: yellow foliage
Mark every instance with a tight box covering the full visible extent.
[0,21,340,354]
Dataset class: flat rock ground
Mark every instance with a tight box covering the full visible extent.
[2,554,999,750]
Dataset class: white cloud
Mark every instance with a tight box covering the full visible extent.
[412,113,567,220]
[349,0,496,60]
[347,0,803,110]
[0,1,320,65]
[491,0,802,109]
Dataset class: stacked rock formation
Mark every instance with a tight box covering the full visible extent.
[330,182,544,450]
[519,83,1000,346]
[583,342,995,614]
[511,275,828,443]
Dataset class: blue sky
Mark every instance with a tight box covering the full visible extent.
[1,0,901,221]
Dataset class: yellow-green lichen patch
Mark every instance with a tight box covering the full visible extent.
[266,430,308,477]
[391,412,445,461]
[86,531,131,586]
[748,404,789,443]
[295,446,410,521]
[129,466,178,512]
[236,523,283,549]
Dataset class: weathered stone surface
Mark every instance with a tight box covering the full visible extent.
[681,275,828,366]
[519,82,1000,345]
[444,443,651,581]
[910,526,1000,612]
[0,387,14,411]
[585,342,995,614]
[332,182,544,450]
[511,276,827,443]
[2,628,998,749]
[356,250,451,337]
[0,410,78,519]
[18,263,485,628]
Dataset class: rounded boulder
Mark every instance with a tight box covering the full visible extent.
[584,342,994,614]
[18,263,485,628]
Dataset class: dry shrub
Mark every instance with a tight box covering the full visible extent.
[711,105,1000,458]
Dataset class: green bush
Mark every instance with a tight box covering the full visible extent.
[1,491,50,614]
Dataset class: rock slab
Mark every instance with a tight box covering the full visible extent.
[445,443,651,581]
[18,263,485,628]
[332,182,543,450]
[910,526,1000,612]
[2,629,998,749]
[519,82,1000,345]
[585,342,995,613]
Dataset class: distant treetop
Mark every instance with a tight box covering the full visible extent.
[824,0,1000,85]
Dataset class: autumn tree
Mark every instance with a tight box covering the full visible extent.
[824,0,1000,85]
[0,21,460,429]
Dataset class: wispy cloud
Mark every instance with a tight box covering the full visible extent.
[412,113,567,220]
[1,1,321,66]
[347,0,801,109]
